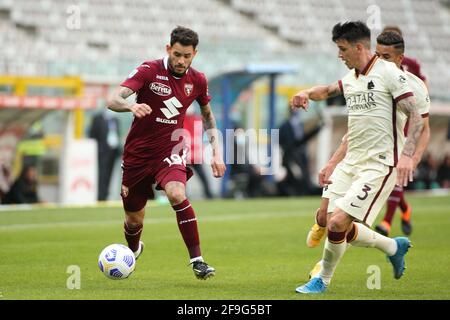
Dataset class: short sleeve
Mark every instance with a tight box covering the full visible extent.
[338,70,354,96]
[384,61,414,103]
[120,63,152,92]
[196,73,212,106]
[419,89,431,117]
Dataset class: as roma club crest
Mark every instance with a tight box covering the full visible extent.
[184,83,194,96]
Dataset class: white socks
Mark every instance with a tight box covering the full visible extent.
[317,222,399,286]
[190,256,204,264]
[350,223,397,256]
[319,239,347,285]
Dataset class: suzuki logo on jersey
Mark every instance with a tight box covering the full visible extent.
[156,117,177,124]
[150,82,172,96]
[160,96,183,119]
[184,83,194,96]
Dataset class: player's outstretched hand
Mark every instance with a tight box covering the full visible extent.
[211,156,226,178]
[396,154,414,187]
[290,92,309,111]
[130,103,152,118]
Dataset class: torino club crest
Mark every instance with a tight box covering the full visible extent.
[184,83,193,96]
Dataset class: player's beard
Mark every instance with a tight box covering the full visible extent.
[168,59,190,78]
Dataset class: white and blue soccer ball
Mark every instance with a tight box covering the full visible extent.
[98,244,136,280]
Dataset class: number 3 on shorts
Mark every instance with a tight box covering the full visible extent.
[357,184,371,200]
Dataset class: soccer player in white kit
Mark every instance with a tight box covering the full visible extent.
[305,30,431,281]
[290,21,424,294]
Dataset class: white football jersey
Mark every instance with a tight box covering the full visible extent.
[339,55,416,167]
[395,70,430,159]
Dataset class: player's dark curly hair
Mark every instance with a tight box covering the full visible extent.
[332,21,371,46]
[377,31,405,54]
[170,26,199,49]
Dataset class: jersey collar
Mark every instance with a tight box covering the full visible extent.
[355,54,378,78]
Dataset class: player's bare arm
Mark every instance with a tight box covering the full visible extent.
[319,133,348,186]
[412,116,430,169]
[200,103,226,178]
[107,86,152,118]
[291,82,342,111]
[396,96,424,186]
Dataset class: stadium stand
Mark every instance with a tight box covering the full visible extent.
[0,0,449,99]
[230,0,450,98]
[0,0,449,202]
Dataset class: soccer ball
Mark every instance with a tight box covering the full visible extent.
[98,244,136,280]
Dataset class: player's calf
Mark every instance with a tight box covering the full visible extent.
[306,207,327,248]
[401,204,413,235]
[124,220,144,253]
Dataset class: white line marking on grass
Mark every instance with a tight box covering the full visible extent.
[0,210,311,231]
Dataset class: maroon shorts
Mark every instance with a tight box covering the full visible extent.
[121,155,193,212]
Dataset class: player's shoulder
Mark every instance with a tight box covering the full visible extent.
[375,59,408,86]
[376,58,399,72]
[405,71,429,98]
[187,68,209,91]
[138,59,162,71]
[188,66,208,83]
[405,71,426,88]
[341,68,355,82]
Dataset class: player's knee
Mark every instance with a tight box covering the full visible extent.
[166,187,186,205]
[328,215,347,232]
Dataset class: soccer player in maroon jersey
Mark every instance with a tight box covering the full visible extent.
[107,26,226,280]
[375,26,428,237]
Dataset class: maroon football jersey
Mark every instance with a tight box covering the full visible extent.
[120,57,211,169]
[402,56,426,81]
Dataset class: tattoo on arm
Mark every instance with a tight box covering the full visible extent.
[107,86,135,112]
[119,87,134,99]
[397,96,424,157]
[200,104,219,155]
[200,103,217,132]
[412,117,430,164]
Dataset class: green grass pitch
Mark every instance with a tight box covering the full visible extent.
[0,195,449,300]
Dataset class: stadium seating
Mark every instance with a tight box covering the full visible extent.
[0,0,449,98]
[231,0,450,98]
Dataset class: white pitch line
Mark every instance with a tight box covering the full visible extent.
[0,210,311,231]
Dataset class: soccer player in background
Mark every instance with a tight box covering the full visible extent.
[305,31,431,280]
[375,25,428,237]
[291,21,424,293]
[383,26,428,86]
[107,26,226,280]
